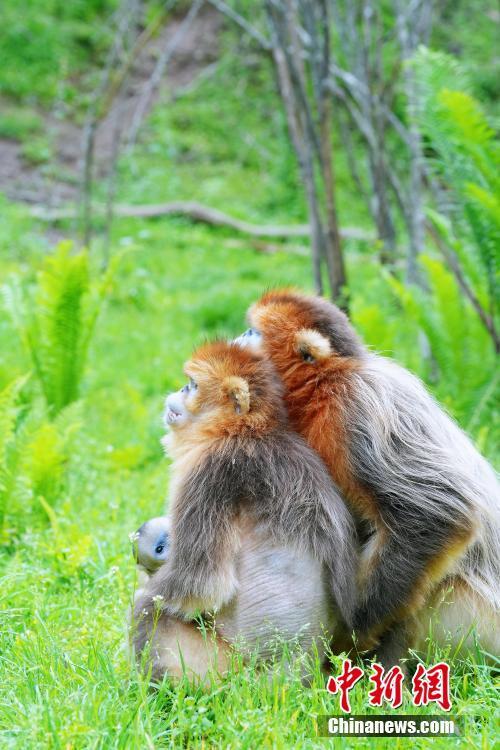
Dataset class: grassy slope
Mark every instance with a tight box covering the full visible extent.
[1,221,498,749]
[0,12,499,750]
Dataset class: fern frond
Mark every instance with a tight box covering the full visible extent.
[5,242,114,416]
[0,375,29,469]
[386,258,495,423]
[438,90,494,147]
[0,374,29,524]
[35,242,89,413]
[413,48,499,344]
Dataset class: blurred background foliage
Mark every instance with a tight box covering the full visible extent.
[0,0,498,747]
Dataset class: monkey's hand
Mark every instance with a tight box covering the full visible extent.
[138,560,239,620]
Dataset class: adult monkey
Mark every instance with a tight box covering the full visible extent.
[133,341,358,677]
[237,289,500,665]
[133,517,499,683]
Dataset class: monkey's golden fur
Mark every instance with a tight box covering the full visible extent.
[133,340,358,668]
[246,289,500,663]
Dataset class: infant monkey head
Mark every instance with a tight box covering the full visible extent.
[163,340,285,436]
[133,516,171,575]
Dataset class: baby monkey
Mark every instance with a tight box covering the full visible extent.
[132,514,339,674]
[133,516,171,575]
[133,341,358,656]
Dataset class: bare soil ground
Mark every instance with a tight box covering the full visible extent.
[0,5,222,208]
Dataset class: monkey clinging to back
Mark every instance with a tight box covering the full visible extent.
[238,289,500,664]
[134,340,358,651]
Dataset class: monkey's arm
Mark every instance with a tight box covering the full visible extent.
[290,481,358,630]
[139,452,242,617]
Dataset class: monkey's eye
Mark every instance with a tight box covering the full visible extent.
[300,350,315,363]
[155,544,164,555]
[182,378,197,394]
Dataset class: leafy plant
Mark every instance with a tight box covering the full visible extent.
[0,376,82,535]
[413,48,499,352]
[0,107,43,140]
[4,242,113,416]
[387,257,498,456]
[0,375,28,532]
[0,0,117,104]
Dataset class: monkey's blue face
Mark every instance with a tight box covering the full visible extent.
[152,533,169,560]
[163,377,198,428]
[135,517,171,574]
[234,327,262,352]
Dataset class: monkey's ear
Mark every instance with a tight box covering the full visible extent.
[295,328,331,362]
[223,376,250,415]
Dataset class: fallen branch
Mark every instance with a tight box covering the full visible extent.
[30,201,374,241]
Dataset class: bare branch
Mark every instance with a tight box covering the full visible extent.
[266,0,324,293]
[127,0,204,149]
[79,0,141,249]
[207,0,271,49]
[395,0,432,284]
[426,223,499,353]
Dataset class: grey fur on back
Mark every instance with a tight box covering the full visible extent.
[350,354,500,610]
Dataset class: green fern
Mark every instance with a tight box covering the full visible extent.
[413,48,499,338]
[0,381,81,534]
[4,242,113,415]
[0,375,28,525]
[387,256,497,439]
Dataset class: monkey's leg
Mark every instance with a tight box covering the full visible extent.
[367,618,417,669]
[134,607,231,684]
[352,525,474,646]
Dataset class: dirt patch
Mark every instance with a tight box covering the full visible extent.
[0,5,222,207]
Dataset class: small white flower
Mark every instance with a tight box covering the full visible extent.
[128,531,140,543]
[152,595,164,604]
[110,565,119,575]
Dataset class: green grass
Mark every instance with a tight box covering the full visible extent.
[0,6,499,747]
[0,215,498,748]
[0,107,44,141]
[0,0,117,106]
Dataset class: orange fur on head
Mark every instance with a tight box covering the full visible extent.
[247,289,375,521]
[182,341,285,440]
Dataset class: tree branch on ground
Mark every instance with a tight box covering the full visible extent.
[30,201,374,241]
